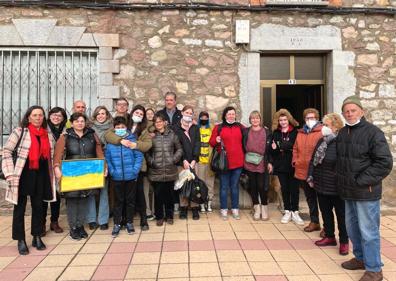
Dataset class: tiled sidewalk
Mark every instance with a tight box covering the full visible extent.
[1,206,396,281]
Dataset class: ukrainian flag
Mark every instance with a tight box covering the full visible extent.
[61,159,105,192]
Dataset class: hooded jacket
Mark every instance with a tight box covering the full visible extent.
[336,117,393,200]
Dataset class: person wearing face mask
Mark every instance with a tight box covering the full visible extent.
[292,108,323,233]
[209,106,245,220]
[336,96,392,281]
[196,111,215,213]
[105,117,143,237]
[105,105,153,231]
[173,105,201,220]
[306,113,349,255]
[85,106,113,231]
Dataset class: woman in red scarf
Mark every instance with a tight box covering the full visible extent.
[2,106,56,255]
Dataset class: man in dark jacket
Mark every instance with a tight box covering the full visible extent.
[337,95,393,281]
[157,92,182,130]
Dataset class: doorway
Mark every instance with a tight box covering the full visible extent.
[260,54,326,128]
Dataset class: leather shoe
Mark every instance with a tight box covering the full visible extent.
[50,221,64,233]
[17,240,29,255]
[156,219,164,226]
[315,237,337,247]
[359,270,383,281]
[303,222,321,232]
[341,258,365,270]
[32,236,46,250]
[339,243,349,256]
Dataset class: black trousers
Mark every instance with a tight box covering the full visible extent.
[42,192,61,223]
[246,171,268,205]
[317,193,348,243]
[153,181,174,220]
[136,173,147,216]
[301,180,319,224]
[113,180,137,225]
[278,173,299,212]
[66,197,87,229]
[13,195,44,240]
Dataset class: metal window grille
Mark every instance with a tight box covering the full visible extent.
[0,48,98,146]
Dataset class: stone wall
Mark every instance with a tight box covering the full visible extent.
[0,6,395,203]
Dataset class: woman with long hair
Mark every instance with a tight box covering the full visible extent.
[2,106,56,255]
[86,106,112,230]
[42,107,67,235]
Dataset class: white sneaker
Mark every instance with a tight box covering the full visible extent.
[291,211,305,225]
[231,209,240,220]
[207,200,213,213]
[220,209,228,220]
[253,204,261,221]
[200,204,206,213]
[261,205,269,221]
[174,203,179,214]
[281,210,292,224]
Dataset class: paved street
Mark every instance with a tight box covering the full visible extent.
[1,205,396,281]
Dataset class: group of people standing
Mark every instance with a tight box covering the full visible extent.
[1,92,392,281]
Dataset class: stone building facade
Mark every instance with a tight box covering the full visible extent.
[0,0,395,205]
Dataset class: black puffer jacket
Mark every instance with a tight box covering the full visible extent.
[270,127,297,175]
[63,128,101,198]
[173,123,201,163]
[308,137,337,196]
[146,127,183,182]
[336,118,393,201]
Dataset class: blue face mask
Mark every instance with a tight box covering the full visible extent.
[114,128,127,136]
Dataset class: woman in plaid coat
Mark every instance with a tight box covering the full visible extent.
[2,106,56,255]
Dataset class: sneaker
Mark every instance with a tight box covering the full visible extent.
[147,215,155,221]
[174,203,180,214]
[126,223,135,235]
[179,207,187,220]
[220,209,228,220]
[207,200,213,213]
[69,228,82,241]
[200,204,206,213]
[231,209,240,220]
[291,211,305,225]
[77,226,88,239]
[281,210,292,224]
[112,224,121,238]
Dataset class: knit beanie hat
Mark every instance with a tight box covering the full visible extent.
[342,95,363,111]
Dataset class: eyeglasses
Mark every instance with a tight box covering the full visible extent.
[305,117,317,121]
[117,103,128,107]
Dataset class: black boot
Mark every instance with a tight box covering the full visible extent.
[69,228,81,241]
[140,213,149,231]
[192,207,200,220]
[17,240,29,255]
[179,207,187,219]
[32,236,46,250]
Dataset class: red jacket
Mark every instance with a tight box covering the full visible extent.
[209,124,244,170]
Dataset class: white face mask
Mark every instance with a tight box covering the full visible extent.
[132,115,143,123]
[226,120,235,125]
[345,119,361,127]
[182,116,192,123]
[306,119,317,129]
[321,126,333,137]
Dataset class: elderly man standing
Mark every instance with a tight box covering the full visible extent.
[66,100,87,128]
[338,96,393,281]
[157,92,182,130]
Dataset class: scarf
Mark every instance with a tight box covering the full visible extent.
[27,123,50,170]
[48,122,64,141]
[92,119,112,145]
[313,133,336,166]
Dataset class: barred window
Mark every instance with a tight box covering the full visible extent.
[0,48,98,146]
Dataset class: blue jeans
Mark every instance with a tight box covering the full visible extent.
[219,168,242,210]
[345,200,382,272]
[86,183,109,225]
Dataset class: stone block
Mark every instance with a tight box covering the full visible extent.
[98,98,115,111]
[99,73,113,86]
[99,60,120,73]
[93,33,119,47]
[0,25,23,45]
[98,47,113,60]
[99,85,120,99]
[379,84,396,98]
[46,26,86,46]
[13,19,56,46]
[77,33,97,47]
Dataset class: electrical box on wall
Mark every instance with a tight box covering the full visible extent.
[235,20,250,44]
